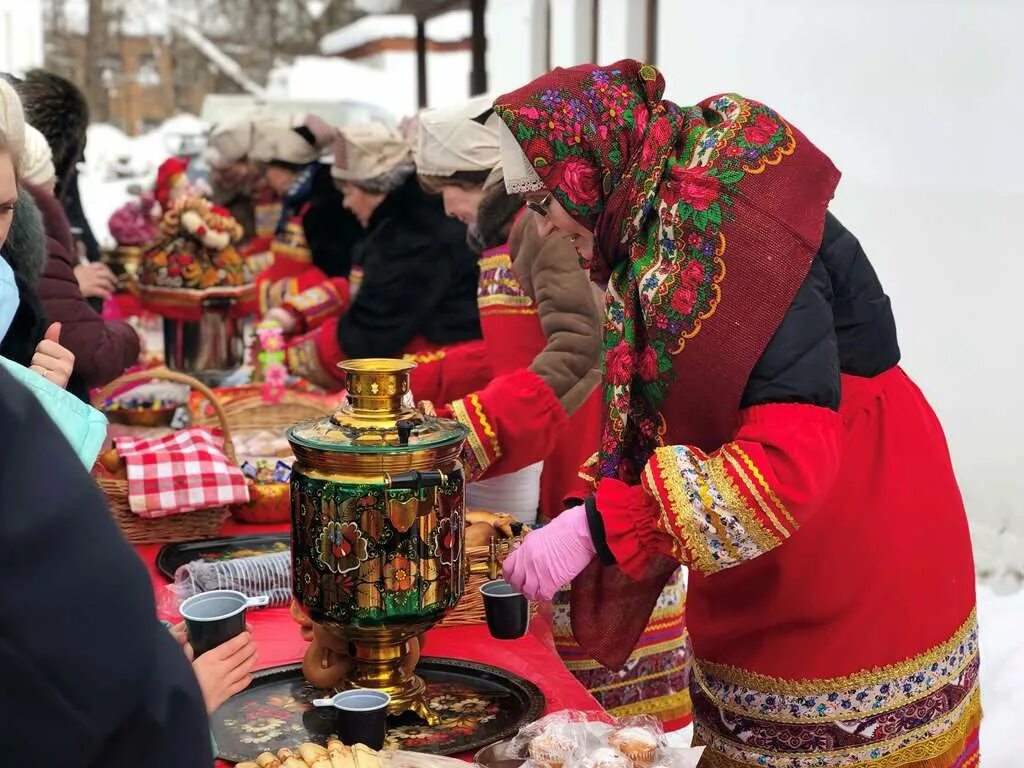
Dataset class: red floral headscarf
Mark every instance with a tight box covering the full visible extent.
[495,60,840,483]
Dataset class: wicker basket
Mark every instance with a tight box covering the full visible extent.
[439,528,534,628]
[190,386,329,524]
[191,386,329,432]
[92,368,232,544]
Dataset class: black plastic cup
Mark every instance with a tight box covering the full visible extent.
[178,589,268,657]
[480,579,529,640]
[312,689,391,750]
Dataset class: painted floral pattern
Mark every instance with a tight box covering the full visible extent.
[212,668,536,762]
[495,62,800,482]
[318,520,369,575]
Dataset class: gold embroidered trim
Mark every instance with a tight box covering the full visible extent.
[607,689,692,720]
[697,608,978,694]
[707,454,780,556]
[469,393,501,460]
[694,468,742,563]
[721,447,791,540]
[477,301,538,312]
[404,349,446,364]
[273,241,312,261]
[647,449,718,574]
[731,444,798,530]
[450,397,490,473]
[696,686,980,768]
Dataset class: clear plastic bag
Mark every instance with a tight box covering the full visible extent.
[507,710,701,768]
[167,550,292,608]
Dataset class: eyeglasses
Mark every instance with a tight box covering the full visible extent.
[526,193,552,217]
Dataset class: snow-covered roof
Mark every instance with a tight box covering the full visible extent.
[320,9,470,56]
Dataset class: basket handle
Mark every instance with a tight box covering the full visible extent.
[92,367,236,463]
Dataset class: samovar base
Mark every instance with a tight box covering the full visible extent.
[325,622,439,724]
[370,671,439,726]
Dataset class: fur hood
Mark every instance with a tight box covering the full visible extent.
[4,70,90,196]
[4,188,47,286]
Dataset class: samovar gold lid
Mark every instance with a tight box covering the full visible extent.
[286,358,468,454]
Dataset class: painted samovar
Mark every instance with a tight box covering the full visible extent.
[287,359,468,724]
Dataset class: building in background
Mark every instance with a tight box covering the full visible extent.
[0,0,45,75]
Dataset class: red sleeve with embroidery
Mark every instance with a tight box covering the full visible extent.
[596,403,843,579]
[408,341,492,407]
[282,277,350,334]
[284,317,347,391]
[442,368,568,483]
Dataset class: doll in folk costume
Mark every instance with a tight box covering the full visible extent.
[247,115,363,315]
[264,123,481,391]
[139,196,249,296]
[408,95,691,725]
[496,61,980,768]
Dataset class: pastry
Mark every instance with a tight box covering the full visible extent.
[586,748,632,768]
[353,743,381,768]
[236,763,260,768]
[529,726,578,768]
[328,737,355,768]
[301,743,330,764]
[608,728,658,767]
[256,753,282,768]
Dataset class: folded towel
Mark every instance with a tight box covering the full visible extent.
[115,427,250,517]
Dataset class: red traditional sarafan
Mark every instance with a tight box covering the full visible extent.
[495,61,979,768]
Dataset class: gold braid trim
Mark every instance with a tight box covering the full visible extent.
[721,447,791,540]
[696,607,977,695]
[694,687,980,768]
[706,454,780,556]
[470,392,501,459]
[645,450,715,573]
[730,444,798,530]
[404,349,446,364]
[607,689,692,721]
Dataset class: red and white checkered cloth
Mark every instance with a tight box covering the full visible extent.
[115,428,250,518]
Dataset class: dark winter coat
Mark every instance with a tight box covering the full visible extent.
[28,183,140,398]
[0,368,212,766]
[741,212,901,409]
[338,175,482,358]
[302,164,362,279]
[0,189,48,367]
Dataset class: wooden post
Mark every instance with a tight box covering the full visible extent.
[416,17,428,108]
[469,0,487,95]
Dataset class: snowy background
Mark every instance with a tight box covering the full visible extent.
[64,0,1022,758]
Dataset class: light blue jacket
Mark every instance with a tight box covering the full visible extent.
[0,357,108,468]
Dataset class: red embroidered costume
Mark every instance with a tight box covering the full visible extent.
[413,95,689,723]
[494,61,979,768]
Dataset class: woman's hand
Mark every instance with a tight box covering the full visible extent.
[502,504,596,601]
[74,261,117,300]
[192,631,258,713]
[30,323,74,389]
[264,308,298,334]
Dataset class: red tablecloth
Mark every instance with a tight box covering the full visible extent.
[137,521,599,765]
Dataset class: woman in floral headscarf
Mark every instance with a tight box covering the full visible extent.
[496,61,979,768]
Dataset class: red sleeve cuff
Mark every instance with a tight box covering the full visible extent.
[593,477,675,581]
[450,368,568,482]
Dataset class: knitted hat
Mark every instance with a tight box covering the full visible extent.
[0,79,26,169]
[21,125,55,187]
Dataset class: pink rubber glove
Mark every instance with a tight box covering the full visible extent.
[503,504,596,601]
